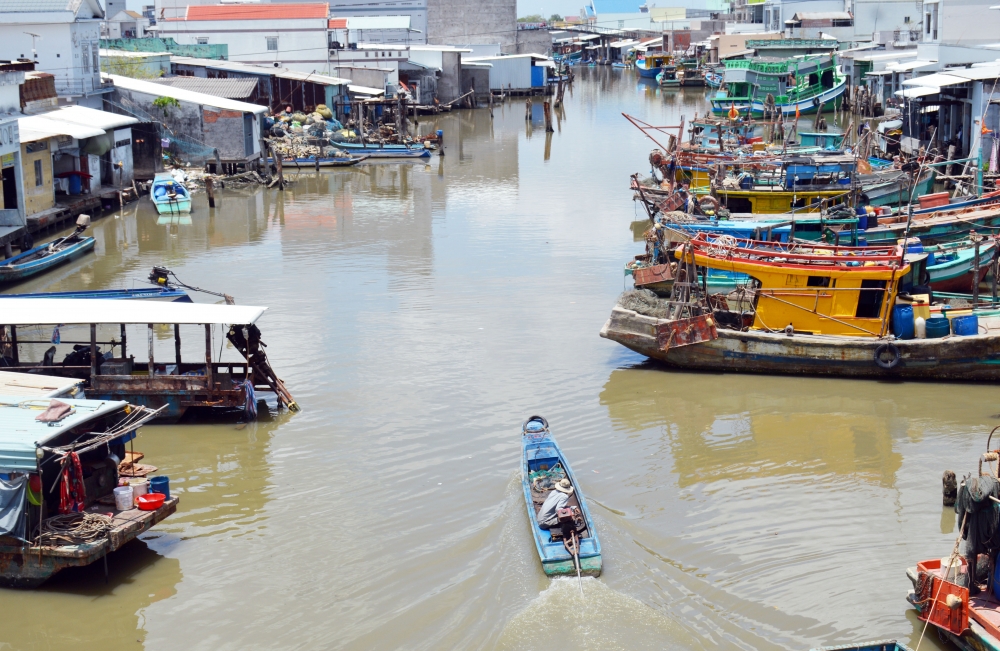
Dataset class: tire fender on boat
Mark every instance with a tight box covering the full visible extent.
[874,343,901,370]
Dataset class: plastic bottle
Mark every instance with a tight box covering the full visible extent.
[914,316,927,339]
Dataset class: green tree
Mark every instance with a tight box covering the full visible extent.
[549,14,563,22]
[100,55,164,81]
[517,14,544,22]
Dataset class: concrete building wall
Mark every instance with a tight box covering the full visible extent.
[426,0,516,48]
[851,0,922,40]
[514,30,551,55]
[20,140,53,216]
[0,21,103,97]
[438,50,461,100]
[460,65,490,103]
[156,17,329,72]
[926,0,1000,44]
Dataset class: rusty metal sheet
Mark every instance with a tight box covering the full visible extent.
[633,263,673,288]
[655,314,718,351]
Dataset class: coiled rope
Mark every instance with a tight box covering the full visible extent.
[38,512,113,546]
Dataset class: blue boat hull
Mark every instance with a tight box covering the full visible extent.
[0,237,95,285]
[0,287,191,301]
[521,416,602,577]
[267,156,366,168]
[335,143,430,158]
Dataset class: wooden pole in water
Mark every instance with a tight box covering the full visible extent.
[147,323,154,377]
[974,234,981,304]
[174,324,182,367]
[543,101,554,133]
[274,153,285,190]
[260,139,272,183]
[525,98,532,121]
[205,177,216,208]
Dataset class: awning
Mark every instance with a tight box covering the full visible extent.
[348,84,386,97]
[18,115,104,140]
[896,86,940,98]
[866,70,894,76]
[887,60,937,72]
[0,299,267,326]
[0,398,129,472]
[903,72,968,87]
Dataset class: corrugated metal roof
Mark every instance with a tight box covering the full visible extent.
[51,105,138,130]
[896,86,941,98]
[0,0,100,14]
[154,76,258,99]
[0,398,128,473]
[0,298,267,326]
[106,73,269,113]
[348,84,385,96]
[791,11,853,20]
[181,3,329,20]
[886,60,936,71]
[347,15,409,29]
[169,56,350,86]
[945,65,1000,81]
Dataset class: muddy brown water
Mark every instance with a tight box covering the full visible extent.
[0,69,975,650]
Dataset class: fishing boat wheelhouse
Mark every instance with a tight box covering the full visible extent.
[711,55,845,117]
[0,300,298,421]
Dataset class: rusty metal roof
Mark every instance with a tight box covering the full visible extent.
[154,76,258,99]
[182,3,328,20]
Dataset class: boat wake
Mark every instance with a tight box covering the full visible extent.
[493,576,700,651]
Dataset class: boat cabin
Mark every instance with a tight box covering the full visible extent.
[799,132,845,150]
[713,154,855,214]
[682,234,908,337]
[0,299,298,421]
[0,397,175,587]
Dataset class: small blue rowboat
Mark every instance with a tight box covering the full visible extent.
[0,234,95,285]
[334,142,431,159]
[521,415,602,577]
[266,155,369,168]
[705,72,723,88]
[0,286,191,301]
[810,641,913,651]
[151,172,192,214]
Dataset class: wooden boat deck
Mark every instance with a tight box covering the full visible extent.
[0,497,178,588]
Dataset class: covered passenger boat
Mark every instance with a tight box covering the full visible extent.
[521,416,601,577]
[0,300,298,421]
[0,397,174,587]
[601,233,1000,381]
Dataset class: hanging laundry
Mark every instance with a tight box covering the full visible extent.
[58,452,86,514]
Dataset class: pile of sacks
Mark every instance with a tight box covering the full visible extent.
[267,104,343,138]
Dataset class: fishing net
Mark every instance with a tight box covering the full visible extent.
[529,463,566,490]
[616,289,673,319]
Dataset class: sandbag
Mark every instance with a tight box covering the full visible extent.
[291,112,307,123]
[316,104,333,119]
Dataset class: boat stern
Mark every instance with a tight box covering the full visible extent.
[543,553,602,577]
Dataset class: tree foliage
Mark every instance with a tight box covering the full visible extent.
[549,14,563,22]
[517,14,544,22]
[100,56,164,81]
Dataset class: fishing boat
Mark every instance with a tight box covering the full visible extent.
[656,65,680,87]
[798,132,845,149]
[266,155,368,168]
[0,216,94,285]
[611,61,630,69]
[0,286,191,301]
[150,172,192,215]
[922,239,998,293]
[810,643,912,651]
[601,233,1000,381]
[635,52,672,79]
[705,72,723,88]
[334,142,431,159]
[710,55,846,117]
[521,416,602,577]
[860,168,936,208]
[677,67,705,87]
[864,203,1000,245]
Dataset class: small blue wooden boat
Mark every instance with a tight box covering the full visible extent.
[521,416,602,577]
[334,142,431,159]
[810,641,913,651]
[266,155,369,168]
[151,172,192,214]
[0,286,191,301]
[611,62,629,69]
[0,233,94,285]
[705,72,723,88]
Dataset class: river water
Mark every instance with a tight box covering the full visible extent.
[0,69,987,650]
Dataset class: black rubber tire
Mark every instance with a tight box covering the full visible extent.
[874,343,901,370]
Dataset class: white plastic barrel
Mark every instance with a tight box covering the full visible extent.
[131,479,149,502]
[114,486,133,510]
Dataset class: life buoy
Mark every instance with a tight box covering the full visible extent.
[874,343,901,370]
[699,195,720,213]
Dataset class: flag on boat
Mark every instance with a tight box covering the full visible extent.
[795,104,800,120]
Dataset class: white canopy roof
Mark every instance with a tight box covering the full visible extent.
[53,105,138,130]
[896,86,940,98]
[0,371,82,399]
[903,72,968,87]
[105,73,268,114]
[887,60,937,72]
[18,115,104,141]
[0,299,267,326]
[349,84,386,96]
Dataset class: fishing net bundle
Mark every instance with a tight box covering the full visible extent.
[616,289,673,319]
[529,463,566,491]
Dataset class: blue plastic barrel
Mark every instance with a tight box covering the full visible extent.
[149,475,169,500]
[856,214,868,230]
[926,316,951,339]
[892,305,914,340]
[951,314,979,336]
[68,174,82,195]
